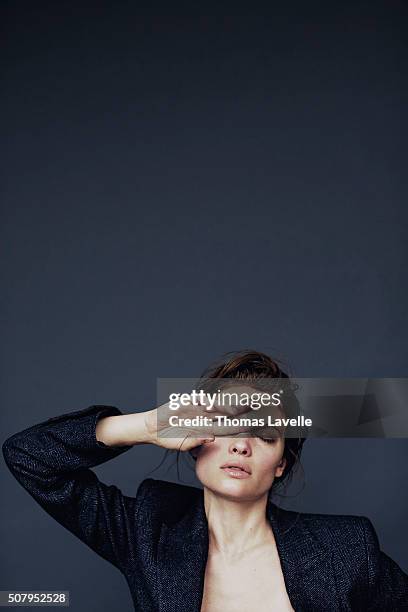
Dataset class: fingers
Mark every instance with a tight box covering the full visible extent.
[177,434,215,452]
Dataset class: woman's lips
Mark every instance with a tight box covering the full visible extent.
[220,465,251,479]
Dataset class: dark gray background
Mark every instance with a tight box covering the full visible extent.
[1,2,407,610]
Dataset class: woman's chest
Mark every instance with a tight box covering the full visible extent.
[200,543,294,612]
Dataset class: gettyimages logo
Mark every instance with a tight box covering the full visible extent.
[167,388,283,410]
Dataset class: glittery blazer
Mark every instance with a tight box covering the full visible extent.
[2,405,408,611]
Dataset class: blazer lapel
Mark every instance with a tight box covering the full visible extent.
[267,501,339,611]
[157,491,336,612]
[157,491,209,612]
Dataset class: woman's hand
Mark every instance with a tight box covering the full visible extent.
[144,395,255,451]
[144,399,216,451]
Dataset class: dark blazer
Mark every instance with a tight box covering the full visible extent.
[2,405,408,612]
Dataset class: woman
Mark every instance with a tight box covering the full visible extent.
[3,350,408,611]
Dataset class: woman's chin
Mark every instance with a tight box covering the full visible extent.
[208,479,254,499]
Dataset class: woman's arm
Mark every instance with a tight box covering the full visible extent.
[2,401,214,575]
[95,401,216,451]
[2,405,154,575]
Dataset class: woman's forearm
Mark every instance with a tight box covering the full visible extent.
[96,403,214,452]
[95,409,157,447]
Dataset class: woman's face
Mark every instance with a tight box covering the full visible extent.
[194,384,287,501]
[195,436,286,501]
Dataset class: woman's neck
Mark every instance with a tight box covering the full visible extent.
[203,488,273,560]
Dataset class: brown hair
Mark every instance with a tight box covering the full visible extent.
[198,349,305,488]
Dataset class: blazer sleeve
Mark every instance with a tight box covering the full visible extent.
[360,517,408,611]
[2,405,144,575]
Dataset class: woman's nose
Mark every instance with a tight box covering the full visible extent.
[228,438,252,456]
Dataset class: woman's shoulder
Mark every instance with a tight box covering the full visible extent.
[136,477,201,498]
[135,478,203,524]
[271,502,379,552]
[270,504,379,551]
[273,501,374,526]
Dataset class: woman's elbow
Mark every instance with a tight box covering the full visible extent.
[2,432,38,481]
[2,434,20,471]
